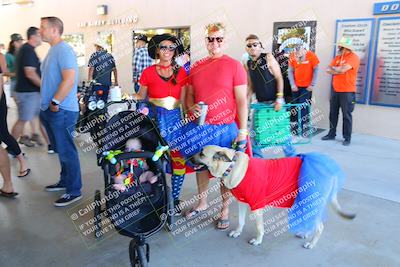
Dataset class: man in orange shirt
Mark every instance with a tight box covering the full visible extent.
[288,43,319,136]
[322,37,360,146]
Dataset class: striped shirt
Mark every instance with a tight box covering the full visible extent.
[133,47,153,81]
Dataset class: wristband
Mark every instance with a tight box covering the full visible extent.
[276,92,284,97]
[238,129,249,135]
[276,98,284,104]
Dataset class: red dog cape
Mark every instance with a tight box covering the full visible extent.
[230,157,302,211]
[230,153,346,234]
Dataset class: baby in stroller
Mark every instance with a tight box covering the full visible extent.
[113,138,160,192]
[95,107,175,266]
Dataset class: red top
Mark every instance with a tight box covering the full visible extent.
[188,55,247,124]
[230,157,302,211]
[139,65,188,99]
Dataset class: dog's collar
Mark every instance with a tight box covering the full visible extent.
[222,154,238,177]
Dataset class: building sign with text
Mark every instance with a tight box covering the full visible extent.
[335,19,375,104]
[373,1,400,15]
[78,15,138,28]
[370,17,400,107]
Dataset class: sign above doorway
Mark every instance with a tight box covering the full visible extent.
[78,15,138,28]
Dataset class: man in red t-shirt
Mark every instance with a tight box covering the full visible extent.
[184,22,248,230]
[322,37,360,146]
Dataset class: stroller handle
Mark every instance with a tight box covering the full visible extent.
[100,150,165,170]
[113,151,158,162]
[105,99,155,110]
[105,100,133,109]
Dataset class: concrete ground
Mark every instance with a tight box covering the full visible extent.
[1,97,399,267]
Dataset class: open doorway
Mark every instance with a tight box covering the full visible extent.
[98,30,115,53]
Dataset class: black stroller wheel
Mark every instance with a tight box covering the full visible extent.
[129,240,149,267]
[94,190,102,238]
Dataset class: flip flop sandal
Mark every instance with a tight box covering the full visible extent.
[0,189,19,198]
[17,168,31,178]
[185,208,207,219]
[216,219,230,231]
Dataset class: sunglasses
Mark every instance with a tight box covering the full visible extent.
[159,45,176,51]
[246,42,260,48]
[206,37,224,43]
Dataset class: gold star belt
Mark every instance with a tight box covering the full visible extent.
[149,96,181,110]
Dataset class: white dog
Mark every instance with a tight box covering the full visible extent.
[192,145,356,248]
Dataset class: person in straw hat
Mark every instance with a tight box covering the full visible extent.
[322,36,360,146]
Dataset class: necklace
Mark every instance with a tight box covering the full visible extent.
[250,58,260,71]
[157,64,171,70]
[156,64,173,79]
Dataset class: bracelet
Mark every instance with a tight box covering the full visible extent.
[238,129,249,135]
[276,98,284,104]
[276,92,284,97]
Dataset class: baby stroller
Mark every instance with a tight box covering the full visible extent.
[94,101,174,267]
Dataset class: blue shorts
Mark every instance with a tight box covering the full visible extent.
[15,92,40,121]
[9,79,17,98]
[175,122,238,159]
